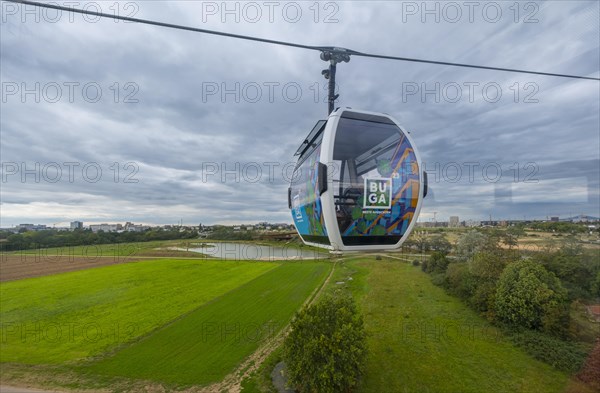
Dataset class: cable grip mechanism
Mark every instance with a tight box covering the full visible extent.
[319,47,352,114]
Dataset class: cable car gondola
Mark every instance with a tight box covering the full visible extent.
[289,108,427,251]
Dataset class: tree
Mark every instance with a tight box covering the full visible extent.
[468,252,508,281]
[467,252,508,315]
[428,234,452,255]
[455,230,488,261]
[283,294,367,393]
[495,260,569,335]
[2,227,196,251]
[534,246,599,300]
[560,235,584,256]
[406,232,430,253]
[503,226,525,249]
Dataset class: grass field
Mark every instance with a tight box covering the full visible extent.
[354,259,570,393]
[89,262,330,386]
[0,258,278,363]
[0,247,586,392]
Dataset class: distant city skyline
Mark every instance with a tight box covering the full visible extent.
[4,213,599,231]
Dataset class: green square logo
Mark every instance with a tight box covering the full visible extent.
[364,178,392,209]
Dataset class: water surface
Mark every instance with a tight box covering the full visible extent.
[182,242,326,260]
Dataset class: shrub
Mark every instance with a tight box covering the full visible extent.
[412,259,420,266]
[430,271,446,287]
[506,328,589,373]
[283,294,367,393]
[469,281,497,315]
[495,260,569,335]
[425,252,449,274]
[592,271,600,298]
[445,262,476,300]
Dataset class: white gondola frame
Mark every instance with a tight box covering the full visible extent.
[314,107,425,252]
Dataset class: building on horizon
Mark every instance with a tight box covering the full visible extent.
[15,224,48,231]
[449,216,460,228]
[89,223,121,233]
[124,222,150,232]
[70,221,83,230]
[480,220,499,227]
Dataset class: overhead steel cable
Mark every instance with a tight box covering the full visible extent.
[4,0,600,81]
[349,51,600,81]
[5,0,323,51]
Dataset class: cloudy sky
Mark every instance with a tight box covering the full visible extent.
[1,0,599,227]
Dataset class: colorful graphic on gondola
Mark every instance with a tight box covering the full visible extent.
[341,136,419,238]
[290,145,328,243]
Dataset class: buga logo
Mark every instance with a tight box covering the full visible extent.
[363,178,392,209]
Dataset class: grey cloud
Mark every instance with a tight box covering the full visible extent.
[1,1,598,226]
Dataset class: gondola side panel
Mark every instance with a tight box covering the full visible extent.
[290,145,330,246]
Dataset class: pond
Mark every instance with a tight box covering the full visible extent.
[180,242,327,260]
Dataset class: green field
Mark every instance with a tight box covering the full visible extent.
[89,262,330,386]
[0,258,278,363]
[0,248,583,392]
[354,259,570,393]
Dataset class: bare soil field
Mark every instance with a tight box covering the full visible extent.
[0,385,65,393]
[0,255,145,282]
